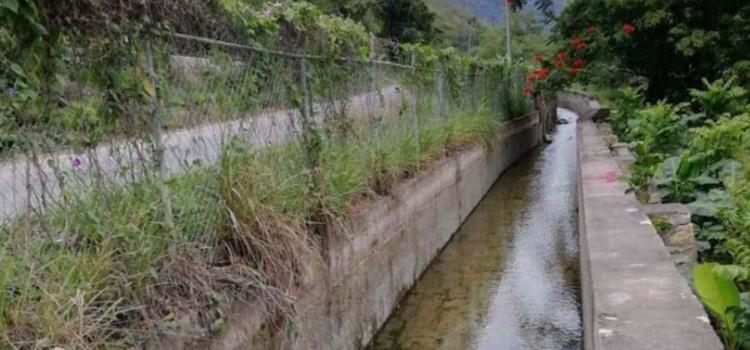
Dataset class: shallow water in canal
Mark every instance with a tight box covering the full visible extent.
[369,109,581,350]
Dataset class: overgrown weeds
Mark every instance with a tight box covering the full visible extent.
[0,107,507,348]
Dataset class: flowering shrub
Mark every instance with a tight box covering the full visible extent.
[621,23,636,36]
[570,37,587,50]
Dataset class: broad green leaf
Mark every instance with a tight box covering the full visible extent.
[654,156,680,186]
[1,0,19,13]
[693,263,740,327]
[712,160,742,183]
[690,174,721,187]
[688,189,732,218]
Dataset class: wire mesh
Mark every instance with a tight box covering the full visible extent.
[0,22,531,346]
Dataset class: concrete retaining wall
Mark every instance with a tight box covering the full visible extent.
[562,91,723,350]
[155,112,545,349]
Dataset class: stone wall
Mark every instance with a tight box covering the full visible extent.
[643,203,698,279]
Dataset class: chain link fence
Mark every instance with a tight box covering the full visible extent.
[0,22,531,347]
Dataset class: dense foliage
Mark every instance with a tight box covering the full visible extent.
[608,79,750,348]
[552,2,750,347]
[0,0,537,348]
[556,0,750,101]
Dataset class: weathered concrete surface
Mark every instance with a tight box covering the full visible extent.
[558,90,609,121]
[565,91,723,350]
[0,85,404,223]
[155,112,546,350]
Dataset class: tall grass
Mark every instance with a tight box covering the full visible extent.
[0,105,510,348]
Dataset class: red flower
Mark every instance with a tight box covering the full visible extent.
[572,58,585,68]
[534,53,544,63]
[622,23,636,35]
[506,0,514,4]
[534,68,550,79]
[586,26,597,34]
[569,67,581,77]
[570,37,587,50]
[523,86,535,95]
[526,68,551,83]
[554,51,567,68]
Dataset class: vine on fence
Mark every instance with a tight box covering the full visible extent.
[0,1,537,348]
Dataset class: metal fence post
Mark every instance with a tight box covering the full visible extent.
[437,61,446,121]
[411,52,421,169]
[144,37,175,233]
[369,35,380,144]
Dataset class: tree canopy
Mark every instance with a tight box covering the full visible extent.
[555,0,750,101]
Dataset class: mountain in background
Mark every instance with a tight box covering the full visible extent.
[426,0,567,25]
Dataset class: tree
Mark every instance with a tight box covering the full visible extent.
[476,11,547,61]
[509,0,557,23]
[305,0,382,33]
[555,0,750,101]
[378,0,439,43]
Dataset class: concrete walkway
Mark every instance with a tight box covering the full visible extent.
[560,91,723,350]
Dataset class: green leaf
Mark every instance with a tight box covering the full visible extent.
[1,0,19,13]
[712,160,742,183]
[693,263,740,327]
[690,174,721,187]
[142,78,156,98]
[9,63,26,78]
[715,265,750,283]
[688,189,732,218]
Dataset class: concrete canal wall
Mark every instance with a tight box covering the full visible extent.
[560,91,723,350]
[155,112,547,349]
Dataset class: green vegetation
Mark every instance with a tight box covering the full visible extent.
[0,103,513,348]
[693,263,742,349]
[556,1,750,101]
[604,81,750,348]
[0,0,537,347]
[552,1,750,347]
[553,4,750,349]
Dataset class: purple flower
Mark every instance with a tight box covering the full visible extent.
[4,87,15,96]
[72,157,83,168]
[55,232,74,247]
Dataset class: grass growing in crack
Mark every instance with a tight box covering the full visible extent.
[0,108,507,348]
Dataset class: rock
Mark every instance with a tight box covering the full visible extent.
[662,223,696,248]
[643,203,697,278]
[596,122,614,135]
[643,203,692,226]
[601,134,619,146]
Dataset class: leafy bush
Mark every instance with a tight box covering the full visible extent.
[626,102,686,192]
[608,85,644,137]
[693,263,743,349]
[690,78,749,122]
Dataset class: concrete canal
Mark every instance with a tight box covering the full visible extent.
[370,109,581,350]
